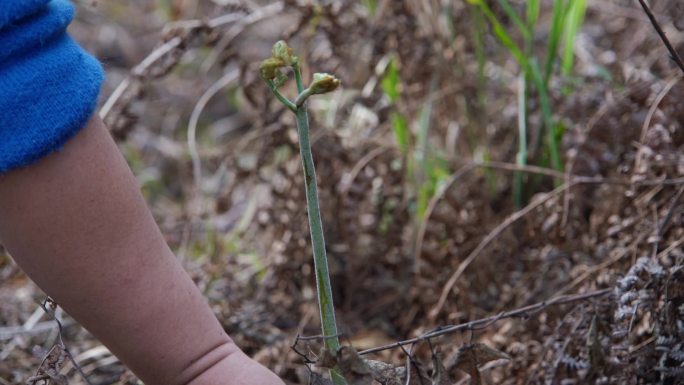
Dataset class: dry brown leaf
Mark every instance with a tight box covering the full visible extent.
[365,359,405,385]
[447,343,511,385]
[431,352,452,385]
[336,346,374,385]
[586,315,606,369]
[310,372,335,385]
[27,344,69,385]
[317,347,338,369]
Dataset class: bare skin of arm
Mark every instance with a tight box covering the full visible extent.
[0,117,284,385]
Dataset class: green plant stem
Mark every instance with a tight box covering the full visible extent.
[529,61,562,173]
[293,63,305,93]
[292,67,346,385]
[561,0,586,77]
[496,0,531,41]
[295,88,313,107]
[294,106,339,349]
[268,81,296,111]
[544,0,569,83]
[514,73,527,208]
[513,0,539,208]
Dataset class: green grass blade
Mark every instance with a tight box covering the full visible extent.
[514,73,528,207]
[471,1,526,66]
[472,7,487,88]
[362,0,377,16]
[515,0,539,208]
[381,59,401,103]
[391,112,410,155]
[381,59,411,155]
[526,0,540,28]
[496,0,531,41]
[415,75,438,218]
[529,60,562,172]
[562,0,587,76]
[544,0,569,83]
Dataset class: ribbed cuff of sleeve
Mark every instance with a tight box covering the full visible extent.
[0,0,104,173]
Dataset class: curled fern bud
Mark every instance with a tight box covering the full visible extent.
[272,40,298,66]
[310,73,341,94]
[272,72,288,88]
[259,57,286,81]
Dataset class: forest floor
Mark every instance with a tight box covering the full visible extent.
[1,1,684,384]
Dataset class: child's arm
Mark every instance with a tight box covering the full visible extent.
[0,117,284,385]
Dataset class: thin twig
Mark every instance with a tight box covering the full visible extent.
[38,299,93,385]
[415,160,574,275]
[634,75,682,176]
[290,334,316,365]
[0,321,70,341]
[295,333,346,341]
[399,345,412,385]
[639,75,681,145]
[552,232,647,298]
[657,184,684,238]
[187,69,240,190]
[99,32,186,119]
[414,164,474,275]
[400,342,427,385]
[549,315,584,385]
[424,165,684,318]
[100,4,278,120]
[562,81,654,228]
[338,146,392,195]
[358,288,611,356]
[455,158,684,186]
[429,183,571,319]
[656,236,684,260]
[415,159,684,288]
[469,160,565,180]
[200,2,284,73]
[636,0,684,75]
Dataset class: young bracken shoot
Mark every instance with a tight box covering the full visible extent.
[259,41,346,385]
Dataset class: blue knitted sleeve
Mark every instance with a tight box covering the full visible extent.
[0,0,104,173]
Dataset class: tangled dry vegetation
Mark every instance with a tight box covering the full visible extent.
[2,0,684,384]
